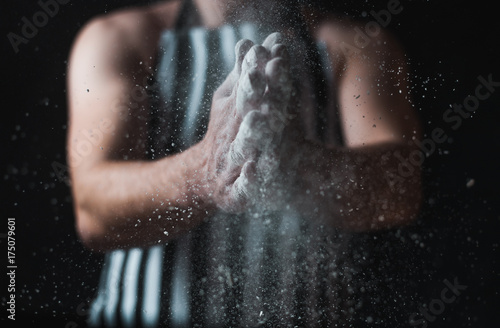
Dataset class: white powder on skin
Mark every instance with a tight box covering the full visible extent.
[227,33,295,211]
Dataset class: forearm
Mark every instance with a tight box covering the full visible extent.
[283,141,422,231]
[71,142,213,250]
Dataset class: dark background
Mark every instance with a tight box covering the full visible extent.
[1,0,499,327]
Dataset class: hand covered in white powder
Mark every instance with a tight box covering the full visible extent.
[200,33,294,213]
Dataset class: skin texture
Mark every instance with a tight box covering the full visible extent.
[67,0,422,251]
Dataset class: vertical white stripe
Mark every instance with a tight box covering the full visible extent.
[121,248,143,328]
[317,42,333,84]
[219,25,237,73]
[305,226,321,326]
[157,31,178,101]
[103,250,126,327]
[142,245,164,328]
[183,28,208,144]
[170,236,192,327]
[88,290,104,327]
[88,253,113,327]
[205,214,231,326]
[239,22,258,43]
[241,214,265,324]
[277,211,301,324]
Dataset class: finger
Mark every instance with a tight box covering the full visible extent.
[227,110,269,167]
[220,185,246,214]
[228,137,258,169]
[270,43,290,62]
[230,160,258,206]
[241,160,257,185]
[265,57,292,101]
[236,68,266,117]
[234,39,254,76]
[264,58,292,117]
[241,45,269,75]
[262,32,283,53]
[229,172,250,210]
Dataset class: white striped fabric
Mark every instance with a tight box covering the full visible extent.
[121,248,142,328]
[142,245,163,327]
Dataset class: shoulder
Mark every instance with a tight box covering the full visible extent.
[69,1,182,65]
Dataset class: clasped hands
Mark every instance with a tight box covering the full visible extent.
[200,32,300,213]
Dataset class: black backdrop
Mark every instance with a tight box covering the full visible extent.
[1,0,499,327]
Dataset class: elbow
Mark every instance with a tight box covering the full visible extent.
[70,175,114,251]
[344,177,423,232]
[385,197,422,229]
[380,160,423,229]
[75,205,109,252]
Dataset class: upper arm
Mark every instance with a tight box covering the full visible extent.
[319,23,420,148]
[66,16,151,174]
